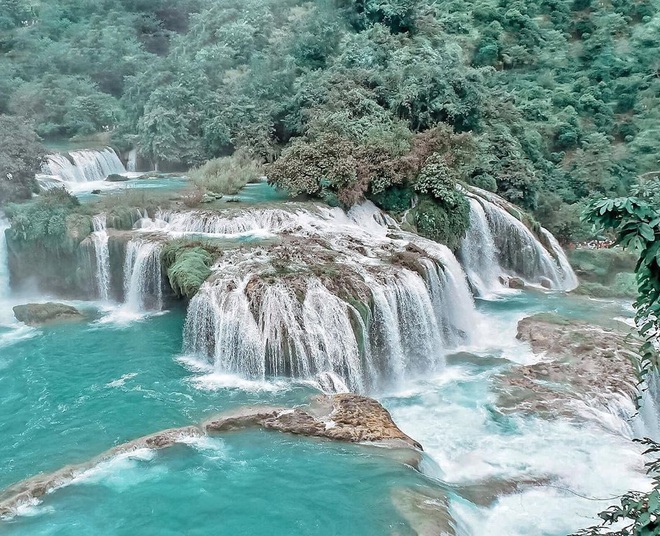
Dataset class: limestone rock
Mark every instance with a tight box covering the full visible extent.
[496,313,639,416]
[206,394,423,450]
[13,302,83,326]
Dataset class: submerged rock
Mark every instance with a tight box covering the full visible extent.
[496,313,639,416]
[206,394,423,450]
[12,302,83,326]
[0,426,202,517]
[0,396,421,519]
[391,486,455,536]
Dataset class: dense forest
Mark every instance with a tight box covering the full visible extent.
[0,0,659,242]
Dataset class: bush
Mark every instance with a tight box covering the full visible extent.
[413,195,470,250]
[189,150,263,195]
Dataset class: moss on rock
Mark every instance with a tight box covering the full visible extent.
[161,241,219,299]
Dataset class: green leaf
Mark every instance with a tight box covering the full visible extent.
[640,223,656,242]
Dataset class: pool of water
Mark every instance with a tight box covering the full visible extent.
[0,291,652,535]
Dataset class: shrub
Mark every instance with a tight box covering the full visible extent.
[189,150,263,195]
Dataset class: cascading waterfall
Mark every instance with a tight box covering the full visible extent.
[127,149,137,172]
[40,148,126,184]
[177,202,479,392]
[460,194,578,292]
[459,198,506,296]
[123,239,163,312]
[91,215,111,301]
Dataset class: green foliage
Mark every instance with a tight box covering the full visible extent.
[0,115,46,205]
[574,190,660,535]
[1,0,658,242]
[189,151,263,195]
[413,195,470,251]
[369,185,414,213]
[4,188,89,252]
[161,241,218,299]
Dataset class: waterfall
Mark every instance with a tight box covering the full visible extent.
[123,239,163,312]
[459,198,506,296]
[40,148,126,184]
[460,194,578,292]
[127,149,137,172]
[91,215,111,301]
[178,202,479,392]
[0,217,10,300]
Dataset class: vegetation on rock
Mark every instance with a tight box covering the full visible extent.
[161,240,219,299]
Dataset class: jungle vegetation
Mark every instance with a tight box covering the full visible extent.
[0,0,658,241]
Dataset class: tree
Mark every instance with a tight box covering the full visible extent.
[0,115,46,205]
[573,186,660,535]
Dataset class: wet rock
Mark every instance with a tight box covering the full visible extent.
[391,487,455,535]
[496,313,639,416]
[507,276,525,289]
[0,396,421,519]
[91,189,102,195]
[13,302,83,326]
[539,276,553,289]
[0,426,202,517]
[206,394,423,450]
[106,173,129,182]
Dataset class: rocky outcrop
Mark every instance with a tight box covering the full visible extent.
[0,395,420,519]
[206,394,423,449]
[496,313,639,416]
[13,302,83,326]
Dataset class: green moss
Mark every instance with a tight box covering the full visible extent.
[161,241,219,299]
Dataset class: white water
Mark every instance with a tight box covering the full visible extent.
[171,202,479,391]
[91,215,111,301]
[385,295,654,536]
[127,149,137,172]
[0,218,10,301]
[123,239,163,312]
[41,148,126,184]
[461,193,578,293]
[460,198,507,297]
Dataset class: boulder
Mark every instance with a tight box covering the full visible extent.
[13,303,83,326]
[205,394,423,450]
[106,173,129,182]
[507,276,525,289]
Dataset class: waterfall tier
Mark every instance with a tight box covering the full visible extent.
[140,202,478,392]
[123,238,164,312]
[39,148,126,186]
[460,188,578,294]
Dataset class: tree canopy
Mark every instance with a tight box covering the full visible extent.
[0,0,658,239]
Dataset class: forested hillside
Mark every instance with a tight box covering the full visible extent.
[1,0,658,241]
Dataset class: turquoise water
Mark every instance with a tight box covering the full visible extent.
[0,291,652,535]
[0,307,430,534]
[3,432,422,535]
